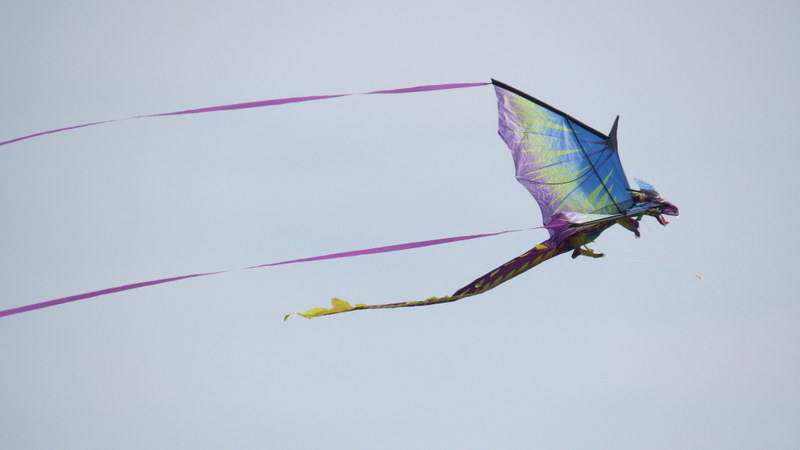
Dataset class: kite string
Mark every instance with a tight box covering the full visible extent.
[0,82,490,147]
[639,222,727,297]
[0,226,536,318]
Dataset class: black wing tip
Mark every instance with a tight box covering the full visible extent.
[492,79,610,140]
[491,79,542,103]
[607,115,620,151]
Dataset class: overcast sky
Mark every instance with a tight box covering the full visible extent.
[2,1,799,449]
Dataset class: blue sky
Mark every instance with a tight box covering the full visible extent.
[2,1,798,449]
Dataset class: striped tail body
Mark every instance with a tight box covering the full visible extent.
[289,239,568,319]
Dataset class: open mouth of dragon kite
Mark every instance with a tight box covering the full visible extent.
[657,203,680,225]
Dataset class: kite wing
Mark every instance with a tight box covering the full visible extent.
[492,79,634,228]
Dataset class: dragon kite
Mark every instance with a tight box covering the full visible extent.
[0,79,678,319]
[292,79,679,318]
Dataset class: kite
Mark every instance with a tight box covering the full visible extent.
[0,79,678,319]
[290,79,679,318]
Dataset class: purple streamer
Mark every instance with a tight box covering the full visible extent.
[0,120,121,146]
[0,227,530,318]
[364,82,492,95]
[0,82,488,147]
[0,80,497,317]
[149,94,350,116]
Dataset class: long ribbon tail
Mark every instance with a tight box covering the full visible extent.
[0,227,528,318]
[0,82,489,147]
[290,239,569,319]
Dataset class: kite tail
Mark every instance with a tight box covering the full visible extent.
[286,240,566,320]
[284,295,466,320]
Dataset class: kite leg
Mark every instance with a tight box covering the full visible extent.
[571,246,605,259]
[617,217,641,238]
[566,225,616,259]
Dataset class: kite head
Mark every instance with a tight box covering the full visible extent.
[630,179,679,226]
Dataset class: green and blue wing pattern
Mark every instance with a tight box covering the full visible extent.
[493,80,633,225]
